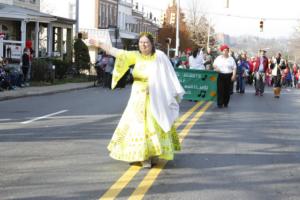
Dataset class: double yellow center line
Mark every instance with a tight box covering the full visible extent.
[100,101,212,200]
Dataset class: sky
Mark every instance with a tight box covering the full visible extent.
[41,0,300,39]
[136,0,300,39]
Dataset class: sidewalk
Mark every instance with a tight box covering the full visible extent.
[0,82,94,101]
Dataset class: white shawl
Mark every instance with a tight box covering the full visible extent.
[148,50,185,132]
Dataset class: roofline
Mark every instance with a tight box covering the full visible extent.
[0,3,75,24]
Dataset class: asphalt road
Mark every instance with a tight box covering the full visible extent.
[1,85,300,200]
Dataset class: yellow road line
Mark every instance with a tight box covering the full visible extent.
[128,101,213,200]
[179,101,213,143]
[175,101,204,128]
[100,165,141,200]
[99,101,204,200]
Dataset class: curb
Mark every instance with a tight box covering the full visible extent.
[0,82,94,101]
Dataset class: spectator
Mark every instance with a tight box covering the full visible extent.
[3,58,23,88]
[176,60,187,69]
[0,57,13,91]
[104,55,114,88]
[22,48,30,86]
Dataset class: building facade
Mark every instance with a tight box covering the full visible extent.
[1,0,40,11]
[98,0,117,29]
[0,0,75,62]
[79,0,159,62]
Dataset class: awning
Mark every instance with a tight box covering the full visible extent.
[0,3,61,23]
[119,31,138,40]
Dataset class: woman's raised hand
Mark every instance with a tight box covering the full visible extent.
[89,38,98,47]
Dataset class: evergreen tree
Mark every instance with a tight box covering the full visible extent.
[74,33,91,73]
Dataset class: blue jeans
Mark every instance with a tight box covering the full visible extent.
[237,74,245,93]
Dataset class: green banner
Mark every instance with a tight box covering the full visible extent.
[175,68,218,101]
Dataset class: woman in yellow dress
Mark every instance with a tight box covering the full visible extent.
[90,32,185,168]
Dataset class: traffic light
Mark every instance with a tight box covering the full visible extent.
[170,13,176,25]
[165,37,172,45]
[259,20,264,32]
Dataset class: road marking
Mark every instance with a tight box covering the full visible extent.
[175,101,204,128]
[20,110,68,124]
[0,119,12,122]
[179,102,213,142]
[128,101,213,200]
[99,101,204,200]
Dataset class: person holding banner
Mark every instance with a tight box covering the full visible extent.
[213,44,237,108]
[89,32,185,168]
[189,48,205,70]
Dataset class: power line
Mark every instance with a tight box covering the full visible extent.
[208,12,300,21]
[181,8,300,21]
[134,1,300,22]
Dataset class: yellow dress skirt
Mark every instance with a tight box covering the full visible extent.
[107,61,181,162]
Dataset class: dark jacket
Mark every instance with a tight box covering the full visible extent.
[22,53,30,67]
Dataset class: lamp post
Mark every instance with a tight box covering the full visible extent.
[75,0,79,35]
[225,0,229,8]
[175,0,180,56]
[207,18,210,50]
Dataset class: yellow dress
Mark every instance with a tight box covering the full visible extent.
[107,51,181,162]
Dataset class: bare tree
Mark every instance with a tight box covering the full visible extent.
[186,0,215,48]
[288,26,300,62]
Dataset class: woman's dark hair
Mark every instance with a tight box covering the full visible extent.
[138,32,156,55]
[192,48,198,58]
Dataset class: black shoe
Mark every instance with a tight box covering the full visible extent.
[129,162,142,166]
[224,104,228,108]
[217,105,223,108]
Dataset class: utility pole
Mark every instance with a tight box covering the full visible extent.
[115,0,119,47]
[225,0,229,8]
[75,0,79,35]
[207,19,210,50]
[175,0,180,56]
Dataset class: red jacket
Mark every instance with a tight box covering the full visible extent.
[254,56,268,72]
[248,60,255,73]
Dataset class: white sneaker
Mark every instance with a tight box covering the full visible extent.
[142,159,151,168]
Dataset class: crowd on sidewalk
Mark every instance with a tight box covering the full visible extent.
[0,48,32,92]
